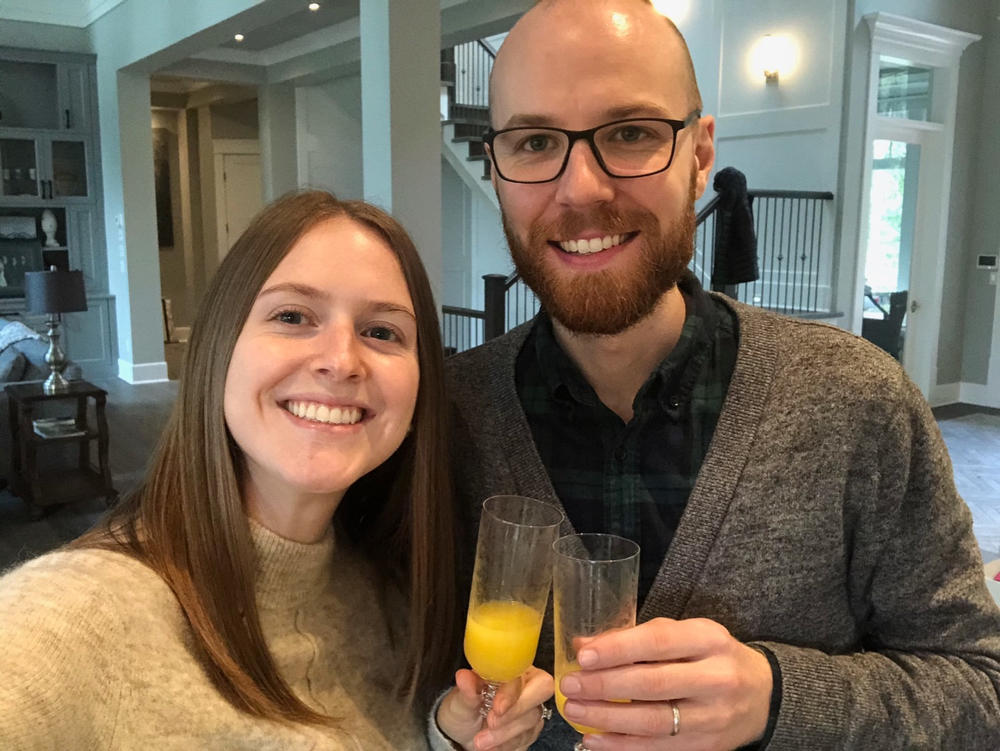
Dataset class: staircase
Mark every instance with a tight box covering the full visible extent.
[440,41,496,205]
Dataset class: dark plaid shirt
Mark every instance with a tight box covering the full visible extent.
[515,273,739,603]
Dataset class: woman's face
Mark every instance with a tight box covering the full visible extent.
[223,216,420,511]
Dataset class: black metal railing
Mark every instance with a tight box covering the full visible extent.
[440,189,837,354]
[706,190,835,316]
[452,39,495,111]
[441,304,486,355]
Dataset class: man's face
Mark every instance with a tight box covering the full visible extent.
[490,1,715,335]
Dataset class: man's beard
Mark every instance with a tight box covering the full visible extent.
[502,175,697,336]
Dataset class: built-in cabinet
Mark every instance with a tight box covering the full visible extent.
[0,47,115,377]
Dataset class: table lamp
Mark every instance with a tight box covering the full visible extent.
[24,266,87,394]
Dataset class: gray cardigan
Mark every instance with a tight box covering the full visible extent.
[445,298,1000,749]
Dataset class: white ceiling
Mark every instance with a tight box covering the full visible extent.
[0,0,126,27]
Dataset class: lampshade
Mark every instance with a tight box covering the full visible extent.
[24,269,87,315]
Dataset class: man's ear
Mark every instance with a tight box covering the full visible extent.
[693,115,716,199]
[487,145,500,195]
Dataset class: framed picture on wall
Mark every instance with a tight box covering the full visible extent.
[152,127,175,248]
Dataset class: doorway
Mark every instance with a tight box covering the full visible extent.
[851,16,978,397]
[858,63,946,394]
[214,143,262,260]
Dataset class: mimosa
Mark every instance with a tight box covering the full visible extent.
[555,660,603,735]
[464,599,544,682]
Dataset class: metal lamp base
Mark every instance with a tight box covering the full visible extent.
[43,316,71,395]
[43,370,71,395]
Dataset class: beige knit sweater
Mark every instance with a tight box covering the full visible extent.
[0,520,436,750]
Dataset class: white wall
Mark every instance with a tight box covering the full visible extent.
[295,75,363,199]
[962,10,1000,392]
[441,159,510,309]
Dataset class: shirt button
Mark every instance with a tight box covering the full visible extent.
[614,446,626,461]
[668,394,682,409]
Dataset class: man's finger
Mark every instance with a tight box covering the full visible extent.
[560,658,733,702]
[563,697,706,738]
[577,617,732,669]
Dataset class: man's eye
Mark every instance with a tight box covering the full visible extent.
[609,125,651,143]
[520,134,553,152]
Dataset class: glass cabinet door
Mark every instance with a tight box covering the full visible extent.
[0,139,40,198]
[49,140,88,198]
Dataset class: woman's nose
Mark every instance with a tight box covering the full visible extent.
[313,327,365,381]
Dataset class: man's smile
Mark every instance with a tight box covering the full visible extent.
[554,232,638,255]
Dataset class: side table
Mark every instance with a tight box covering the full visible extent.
[5,380,116,516]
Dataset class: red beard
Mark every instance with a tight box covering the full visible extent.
[502,174,697,336]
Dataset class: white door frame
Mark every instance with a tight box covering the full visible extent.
[213,138,260,262]
[859,118,943,394]
[849,13,978,397]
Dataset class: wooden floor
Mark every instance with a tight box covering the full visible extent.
[0,376,177,570]
[1,378,998,570]
[934,404,1000,561]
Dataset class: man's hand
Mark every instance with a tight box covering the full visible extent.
[437,666,554,750]
[559,617,773,750]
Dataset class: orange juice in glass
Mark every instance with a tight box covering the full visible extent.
[464,496,563,714]
[552,533,639,750]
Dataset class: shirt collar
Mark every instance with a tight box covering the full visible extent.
[529,272,721,414]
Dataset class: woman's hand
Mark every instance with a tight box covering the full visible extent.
[436,666,554,750]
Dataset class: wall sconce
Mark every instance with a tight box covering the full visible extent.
[754,34,795,85]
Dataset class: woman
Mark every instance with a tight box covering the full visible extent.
[0,191,550,750]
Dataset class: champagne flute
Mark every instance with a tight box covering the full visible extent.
[553,533,640,751]
[464,495,564,715]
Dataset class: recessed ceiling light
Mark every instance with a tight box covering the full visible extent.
[234,33,245,42]
[308,2,320,10]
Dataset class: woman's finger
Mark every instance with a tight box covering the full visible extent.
[478,705,547,750]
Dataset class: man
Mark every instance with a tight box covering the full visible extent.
[444,0,1000,749]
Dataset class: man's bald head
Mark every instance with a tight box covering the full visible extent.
[489,0,703,125]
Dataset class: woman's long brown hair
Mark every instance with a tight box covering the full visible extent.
[73,191,459,723]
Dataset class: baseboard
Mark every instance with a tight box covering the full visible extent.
[961,382,1000,409]
[932,381,1000,408]
[117,359,169,384]
[930,382,962,407]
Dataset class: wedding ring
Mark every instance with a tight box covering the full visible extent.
[540,704,553,721]
[670,701,681,736]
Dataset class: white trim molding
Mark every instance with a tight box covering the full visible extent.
[117,358,169,384]
[866,13,981,68]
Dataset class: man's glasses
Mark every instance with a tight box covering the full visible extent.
[483,110,701,184]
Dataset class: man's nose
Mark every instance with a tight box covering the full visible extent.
[553,139,616,207]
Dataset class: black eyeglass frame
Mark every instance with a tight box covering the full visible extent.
[483,110,702,184]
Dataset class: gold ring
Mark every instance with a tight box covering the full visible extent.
[671,701,680,736]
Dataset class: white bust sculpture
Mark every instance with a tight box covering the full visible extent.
[41,209,58,248]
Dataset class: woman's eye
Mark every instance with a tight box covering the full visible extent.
[363,325,400,342]
[273,309,307,325]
